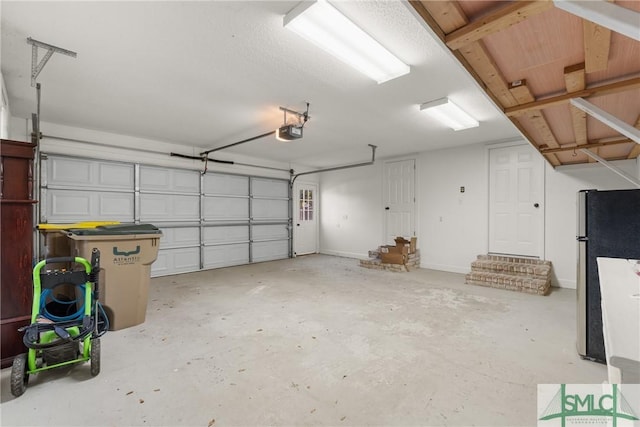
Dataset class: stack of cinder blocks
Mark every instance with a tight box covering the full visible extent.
[360,237,420,272]
[465,254,552,295]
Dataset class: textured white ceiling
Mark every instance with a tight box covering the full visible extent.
[1,1,520,167]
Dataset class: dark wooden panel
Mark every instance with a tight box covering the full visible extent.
[0,203,34,318]
[0,139,36,368]
[0,316,30,369]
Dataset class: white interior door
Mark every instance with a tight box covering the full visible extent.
[294,182,318,255]
[489,144,544,257]
[383,159,415,244]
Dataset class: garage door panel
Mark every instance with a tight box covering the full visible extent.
[152,247,200,276]
[160,227,200,249]
[252,199,288,220]
[140,194,199,221]
[203,197,248,220]
[139,166,199,193]
[203,243,249,268]
[44,189,134,222]
[204,173,248,196]
[252,224,288,241]
[203,226,249,245]
[41,155,292,277]
[252,240,288,263]
[99,163,135,188]
[46,156,134,190]
[251,178,288,198]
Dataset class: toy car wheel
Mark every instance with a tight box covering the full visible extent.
[10,353,29,397]
[90,338,100,376]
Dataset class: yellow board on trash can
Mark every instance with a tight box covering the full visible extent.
[66,224,162,331]
[38,221,121,230]
[38,221,122,258]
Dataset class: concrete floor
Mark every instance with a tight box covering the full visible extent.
[1,254,606,426]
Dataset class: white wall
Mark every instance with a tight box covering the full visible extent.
[0,72,10,139]
[418,143,489,274]
[320,140,639,289]
[319,161,383,258]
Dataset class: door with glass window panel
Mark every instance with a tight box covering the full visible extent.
[295,182,318,255]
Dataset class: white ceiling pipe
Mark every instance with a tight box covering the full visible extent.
[580,148,640,188]
[571,98,640,144]
[553,0,640,41]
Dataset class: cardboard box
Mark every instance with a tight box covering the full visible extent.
[394,236,417,254]
[381,252,405,265]
[383,244,408,255]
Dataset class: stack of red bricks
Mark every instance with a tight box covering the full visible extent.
[360,237,420,273]
[465,254,552,295]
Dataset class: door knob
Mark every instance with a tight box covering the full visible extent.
[385,207,390,210]
[534,203,540,208]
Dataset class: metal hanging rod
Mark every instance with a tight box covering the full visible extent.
[199,104,310,156]
[291,144,377,186]
[200,130,276,156]
[27,37,77,87]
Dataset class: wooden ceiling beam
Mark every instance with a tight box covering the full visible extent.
[563,63,591,159]
[409,1,561,167]
[628,116,640,159]
[508,80,560,149]
[445,1,553,51]
[505,76,640,117]
[508,82,562,165]
[459,42,520,108]
[507,80,561,165]
[408,2,516,111]
[540,137,631,154]
[508,117,561,166]
[583,19,612,73]
[411,0,468,34]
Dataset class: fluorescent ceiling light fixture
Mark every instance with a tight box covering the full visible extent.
[420,98,479,131]
[283,0,410,84]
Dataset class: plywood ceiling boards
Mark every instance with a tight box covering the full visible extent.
[410,0,640,166]
[586,90,640,140]
[445,1,554,51]
[480,8,584,97]
[599,141,637,160]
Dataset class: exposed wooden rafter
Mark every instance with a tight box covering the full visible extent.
[410,0,639,168]
[583,19,612,73]
[508,80,561,166]
[563,63,591,159]
[540,137,631,154]
[627,116,640,159]
[412,0,468,34]
[445,1,553,51]
[504,77,640,117]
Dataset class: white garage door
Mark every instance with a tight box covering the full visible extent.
[40,155,291,276]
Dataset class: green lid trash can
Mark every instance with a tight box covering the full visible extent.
[66,224,163,331]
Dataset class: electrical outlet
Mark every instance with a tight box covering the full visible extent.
[460,186,465,193]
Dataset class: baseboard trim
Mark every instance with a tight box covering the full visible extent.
[554,278,576,289]
[421,263,469,274]
[320,250,367,260]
